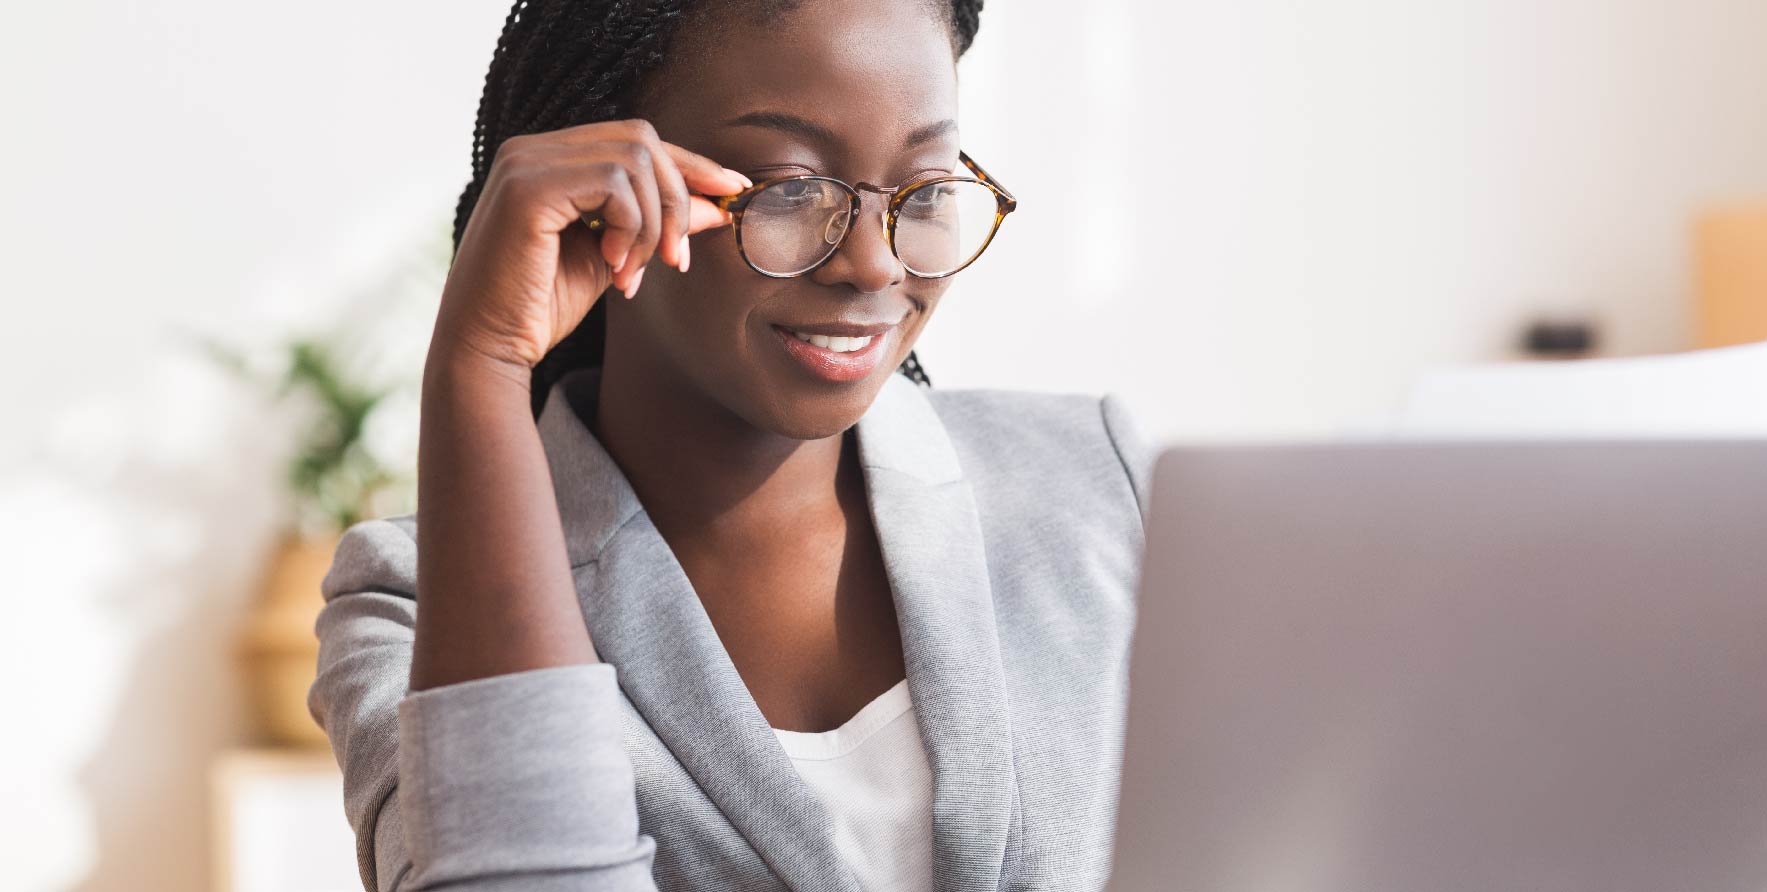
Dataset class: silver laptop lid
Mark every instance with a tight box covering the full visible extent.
[1112,440,1767,892]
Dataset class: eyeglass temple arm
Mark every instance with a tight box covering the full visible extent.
[959,150,1017,210]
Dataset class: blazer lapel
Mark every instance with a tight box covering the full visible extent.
[537,367,854,892]
[536,367,1015,892]
[852,373,1015,892]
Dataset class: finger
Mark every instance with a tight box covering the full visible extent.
[535,155,642,291]
[647,139,691,272]
[589,170,642,275]
[661,142,752,197]
[686,195,735,234]
[542,119,750,196]
[538,146,646,287]
[615,140,664,291]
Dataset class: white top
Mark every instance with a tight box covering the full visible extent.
[771,679,934,891]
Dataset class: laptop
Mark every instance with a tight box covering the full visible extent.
[1109,439,1767,892]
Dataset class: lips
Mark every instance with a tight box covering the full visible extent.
[772,323,891,384]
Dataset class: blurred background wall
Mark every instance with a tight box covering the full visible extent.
[2,0,1763,890]
[928,0,1767,437]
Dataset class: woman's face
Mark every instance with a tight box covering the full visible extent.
[608,0,961,441]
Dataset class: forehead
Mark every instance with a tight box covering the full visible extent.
[637,0,959,163]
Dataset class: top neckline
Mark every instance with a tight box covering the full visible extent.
[772,679,915,761]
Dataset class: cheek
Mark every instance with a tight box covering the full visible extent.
[642,227,766,349]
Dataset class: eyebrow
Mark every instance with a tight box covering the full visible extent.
[719,111,958,150]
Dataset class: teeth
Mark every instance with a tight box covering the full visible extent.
[790,330,874,353]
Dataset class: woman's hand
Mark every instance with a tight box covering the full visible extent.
[409,120,748,688]
[431,118,752,377]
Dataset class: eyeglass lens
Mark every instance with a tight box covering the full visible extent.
[740,177,1001,277]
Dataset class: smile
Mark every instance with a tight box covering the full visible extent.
[772,324,892,384]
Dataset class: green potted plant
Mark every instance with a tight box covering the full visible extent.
[196,220,445,746]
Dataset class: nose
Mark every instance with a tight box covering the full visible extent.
[809,189,904,293]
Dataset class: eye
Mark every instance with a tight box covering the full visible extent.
[747,178,847,217]
[751,179,821,210]
[902,182,962,213]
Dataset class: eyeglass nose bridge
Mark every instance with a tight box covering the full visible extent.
[844,181,900,239]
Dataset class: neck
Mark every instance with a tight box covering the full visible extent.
[587,353,851,545]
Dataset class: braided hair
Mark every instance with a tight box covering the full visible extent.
[451,0,985,417]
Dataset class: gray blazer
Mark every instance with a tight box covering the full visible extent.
[308,365,1155,892]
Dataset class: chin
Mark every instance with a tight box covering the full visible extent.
[737,325,918,439]
[747,374,893,441]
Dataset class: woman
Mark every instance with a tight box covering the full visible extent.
[308,0,1154,889]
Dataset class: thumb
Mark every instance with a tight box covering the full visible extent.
[686,195,735,235]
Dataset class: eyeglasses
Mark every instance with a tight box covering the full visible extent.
[709,150,1017,279]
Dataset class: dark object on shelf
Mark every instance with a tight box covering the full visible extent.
[1522,319,1598,359]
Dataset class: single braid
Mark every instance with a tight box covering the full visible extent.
[452,0,984,415]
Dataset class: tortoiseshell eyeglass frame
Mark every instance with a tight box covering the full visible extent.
[706,150,1018,279]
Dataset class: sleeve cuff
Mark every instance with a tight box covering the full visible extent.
[396,663,653,887]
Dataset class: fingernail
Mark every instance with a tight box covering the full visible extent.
[679,234,691,272]
[723,167,753,189]
[628,265,646,297]
[614,246,630,273]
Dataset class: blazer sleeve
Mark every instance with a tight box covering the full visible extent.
[306,516,659,891]
[1100,393,1158,529]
